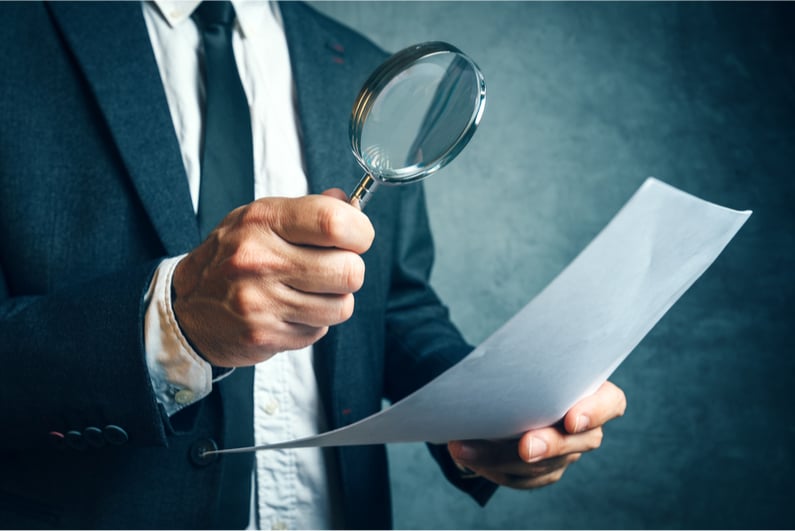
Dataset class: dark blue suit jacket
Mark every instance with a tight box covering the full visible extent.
[0,2,495,528]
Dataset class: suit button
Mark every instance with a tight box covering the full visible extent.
[65,430,86,451]
[189,438,218,467]
[103,425,129,445]
[48,431,65,448]
[84,426,106,448]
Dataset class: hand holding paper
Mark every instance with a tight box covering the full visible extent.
[448,380,628,489]
[208,178,751,456]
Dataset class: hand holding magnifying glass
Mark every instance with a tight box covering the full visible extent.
[193,43,485,460]
[348,42,486,209]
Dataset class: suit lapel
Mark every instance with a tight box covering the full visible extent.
[48,2,200,256]
[279,2,366,197]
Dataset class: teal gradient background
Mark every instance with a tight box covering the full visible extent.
[310,3,794,528]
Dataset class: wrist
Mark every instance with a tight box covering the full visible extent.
[144,255,213,416]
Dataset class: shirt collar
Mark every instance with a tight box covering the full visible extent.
[151,0,261,37]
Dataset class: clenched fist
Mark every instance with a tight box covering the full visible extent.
[172,189,374,367]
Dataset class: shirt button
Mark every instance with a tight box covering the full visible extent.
[262,398,279,415]
[174,389,195,405]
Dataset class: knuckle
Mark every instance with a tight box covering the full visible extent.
[239,199,274,225]
[225,240,259,273]
[361,216,376,250]
[588,428,604,450]
[301,326,329,348]
[229,244,287,277]
[316,200,345,242]
[314,325,330,342]
[568,452,583,464]
[281,325,329,352]
[242,323,329,355]
[280,335,309,352]
[605,381,628,417]
[261,251,288,275]
[240,327,275,352]
[549,468,567,484]
[337,294,355,323]
[342,255,366,292]
[228,285,258,316]
[618,392,628,416]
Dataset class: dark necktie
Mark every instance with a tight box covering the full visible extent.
[192,1,254,238]
[191,4,255,526]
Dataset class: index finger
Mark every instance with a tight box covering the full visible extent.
[250,194,375,253]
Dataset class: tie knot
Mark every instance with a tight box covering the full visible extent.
[192,1,236,31]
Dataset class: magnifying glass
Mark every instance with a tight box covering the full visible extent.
[349,42,486,209]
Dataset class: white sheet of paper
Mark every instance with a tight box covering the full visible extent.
[214,178,751,454]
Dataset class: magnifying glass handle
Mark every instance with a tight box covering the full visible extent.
[349,173,380,210]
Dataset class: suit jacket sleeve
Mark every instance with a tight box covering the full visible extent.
[0,2,187,452]
[382,183,498,504]
[0,259,171,450]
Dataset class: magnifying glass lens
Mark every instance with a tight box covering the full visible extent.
[349,42,486,208]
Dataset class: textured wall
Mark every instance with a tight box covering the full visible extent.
[309,2,794,529]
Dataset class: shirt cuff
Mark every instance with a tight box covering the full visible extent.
[144,254,212,416]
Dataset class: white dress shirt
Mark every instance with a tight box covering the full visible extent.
[141,2,334,528]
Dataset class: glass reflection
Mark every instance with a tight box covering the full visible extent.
[349,42,486,208]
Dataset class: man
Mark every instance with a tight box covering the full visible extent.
[0,1,626,529]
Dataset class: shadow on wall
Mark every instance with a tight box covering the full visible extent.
[310,2,795,529]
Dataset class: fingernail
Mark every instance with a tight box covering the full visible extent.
[527,437,548,462]
[454,442,477,462]
[574,414,591,434]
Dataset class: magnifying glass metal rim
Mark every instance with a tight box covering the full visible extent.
[349,41,486,206]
